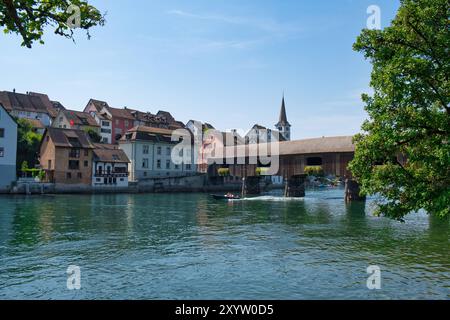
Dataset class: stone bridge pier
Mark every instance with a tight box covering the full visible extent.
[345,179,366,202]
[243,176,261,196]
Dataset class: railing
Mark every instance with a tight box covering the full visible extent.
[94,172,129,178]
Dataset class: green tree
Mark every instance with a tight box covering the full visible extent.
[85,128,101,143]
[0,0,105,48]
[16,118,42,175]
[350,0,449,220]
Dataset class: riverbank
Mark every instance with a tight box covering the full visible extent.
[2,174,284,195]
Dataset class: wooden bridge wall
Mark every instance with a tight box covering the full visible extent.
[214,152,354,178]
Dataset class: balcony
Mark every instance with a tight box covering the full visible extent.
[94,171,129,178]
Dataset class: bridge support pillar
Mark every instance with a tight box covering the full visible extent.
[345,179,366,202]
[244,176,261,195]
[285,174,306,198]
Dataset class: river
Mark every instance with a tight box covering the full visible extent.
[0,189,448,299]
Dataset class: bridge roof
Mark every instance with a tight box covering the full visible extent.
[209,136,355,160]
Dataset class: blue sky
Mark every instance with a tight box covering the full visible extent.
[1,0,400,139]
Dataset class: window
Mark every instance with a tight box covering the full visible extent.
[166,160,171,169]
[69,149,80,158]
[84,160,89,167]
[143,172,147,177]
[175,164,179,170]
[115,119,119,125]
[186,164,192,171]
[102,138,108,143]
[142,158,149,169]
[124,120,129,127]
[157,146,162,155]
[0,128,4,138]
[101,128,111,134]
[68,160,80,170]
[66,172,72,179]
[77,172,82,179]
[102,121,110,127]
[166,147,171,156]
[143,145,149,154]
[157,159,161,169]
[307,157,323,166]
[84,150,89,156]
[0,147,4,157]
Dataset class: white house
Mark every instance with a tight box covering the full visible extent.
[92,144,130,187]
[83,99,113,144]
[0,103,18,192]
[119,126,195,181]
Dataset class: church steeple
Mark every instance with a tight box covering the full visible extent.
[275,95,291,141]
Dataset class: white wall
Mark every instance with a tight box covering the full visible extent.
[120,140,195,181]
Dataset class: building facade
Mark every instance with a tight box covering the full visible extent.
[52,109,100,134]
[119,126,195,181]
[0,104,17,191]
[84,99,113,143]
[92,144,130,187]
[0,90,60,126]
[40,128,95,184]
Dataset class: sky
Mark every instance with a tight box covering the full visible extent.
[1,0,400,140]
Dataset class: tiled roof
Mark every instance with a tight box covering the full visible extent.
[209,136,356,160]
[46,128,95,149]
[25,118,45,129]
[119,125,188,144]
[64,110,100,127]
[107,106,135,120]
[88,99,110,112]
[0,90,58,117]
[93,143,130,163]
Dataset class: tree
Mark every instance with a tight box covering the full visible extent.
[0,0,105,48]
[349,0,449,220]
[16,118,43,175]
[85,128,101,143]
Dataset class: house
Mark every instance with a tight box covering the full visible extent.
[0,90,60,126]
[23,118,46,135]
[245,124,286,144]
[83,99,113,144]
[92,144,130,187]
[39,128,95,184]
[52,109,100,135]
[0,103,18,191]
[119,126,195,181]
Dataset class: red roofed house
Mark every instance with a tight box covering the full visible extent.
[0,90,62,126]
[52,109,100,134]
[39,128,95,184]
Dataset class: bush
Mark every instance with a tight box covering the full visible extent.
[255,167,269,176]
[304,166,324,177]
[218,168,230,176]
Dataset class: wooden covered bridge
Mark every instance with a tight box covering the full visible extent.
[207,136,364,200]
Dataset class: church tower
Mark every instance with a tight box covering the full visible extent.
[275,95,291,141]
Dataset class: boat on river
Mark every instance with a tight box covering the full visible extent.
[211,194,241,200]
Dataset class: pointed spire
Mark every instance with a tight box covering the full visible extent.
[277,95,290,127]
